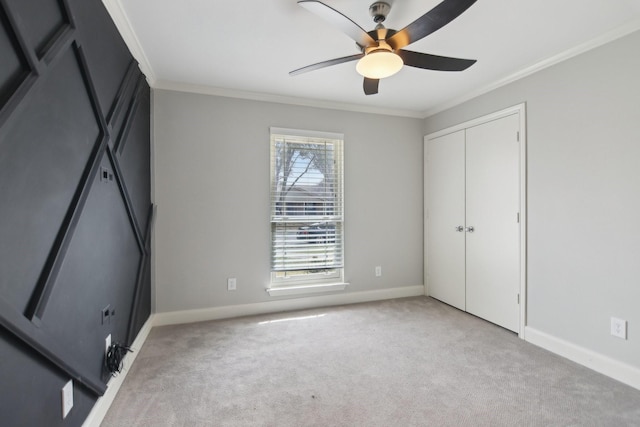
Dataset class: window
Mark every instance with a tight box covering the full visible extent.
[269,128,344,289]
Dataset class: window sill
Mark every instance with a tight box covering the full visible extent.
[266,282,349,297]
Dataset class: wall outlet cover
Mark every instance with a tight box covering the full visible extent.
[61,380,73,418]
[610,317,627,340]
[105,334,112,356]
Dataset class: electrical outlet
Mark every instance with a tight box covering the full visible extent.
[105,334,111,356]
[99,167,114,183]
[101,304,111,325]
[61,380,73,419]
[375,266,382,277]
[227,277,237,291]
[611,317,627,339]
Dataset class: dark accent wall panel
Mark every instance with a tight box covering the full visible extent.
[0,6,29,107]
[0,0,151,425]
[0,329,96,427]
[0,44,101,313]
[130,238,152,342]
[106,61,139,139]
[116,82,151,232]
[128,204,153,344]
[41,153,142,380]
[6,0,70,57]
[66,0,134,119]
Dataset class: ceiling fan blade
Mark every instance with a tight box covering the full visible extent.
[363,78,379,95]
[290,53,364,76]
[387,0,477,50]
[397,50,476,71]
[298,0,376,48]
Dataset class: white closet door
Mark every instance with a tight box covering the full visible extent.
[426,130,466,310]
[465,114,520,332]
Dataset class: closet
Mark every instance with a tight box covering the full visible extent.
[425,105,525,333]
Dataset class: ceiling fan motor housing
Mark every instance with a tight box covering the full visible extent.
[370,2,391,23]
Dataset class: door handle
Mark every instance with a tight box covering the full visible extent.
[455,225,464,232]
[465,226,474,233]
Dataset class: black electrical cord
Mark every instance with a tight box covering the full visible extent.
[105,342,133,376]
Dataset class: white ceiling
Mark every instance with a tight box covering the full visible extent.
[105,0,640,117]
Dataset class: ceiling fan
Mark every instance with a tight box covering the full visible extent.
[290,0,478,95]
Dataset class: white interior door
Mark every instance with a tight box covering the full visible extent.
[465,114,521,332]
[426,130,466,310]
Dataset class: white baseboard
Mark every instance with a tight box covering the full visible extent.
[153,285,425,326]
[525,326,640,391]
[82,316,155,427]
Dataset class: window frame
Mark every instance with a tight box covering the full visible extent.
[268,127,345,289]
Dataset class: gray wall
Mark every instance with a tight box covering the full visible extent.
[424,30,640,368]
[153,91,424,312]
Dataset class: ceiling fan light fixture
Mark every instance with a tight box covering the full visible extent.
[292,0,478,94]
[356,49,403,79]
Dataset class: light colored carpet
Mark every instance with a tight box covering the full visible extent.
[102,297,640,426]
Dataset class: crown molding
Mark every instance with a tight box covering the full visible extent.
[151,80,425,119]
[101,0,156,85]
[422,20,640,118]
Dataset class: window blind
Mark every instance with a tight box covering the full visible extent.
[270,131,344,273]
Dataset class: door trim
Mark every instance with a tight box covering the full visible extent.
[424,103,527,339]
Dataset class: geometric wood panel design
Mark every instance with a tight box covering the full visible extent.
[0,6,30,109]
[4,0,71,57]
[0,328,97,427]
[128,204,153,345]
[0,44,102,315]
[0,0,151,425]
[40,152,142,382]
[106,60,139,138]
[115,80,151,234]
[66,0,134,119]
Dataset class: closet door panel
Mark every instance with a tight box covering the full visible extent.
[426,130,466,310]
[465,114,520,332]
